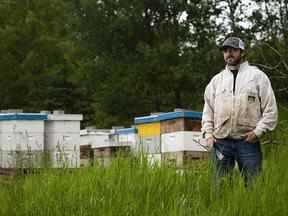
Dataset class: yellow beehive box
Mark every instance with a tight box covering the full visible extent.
[134,111,202,138]
[137,122,160,138]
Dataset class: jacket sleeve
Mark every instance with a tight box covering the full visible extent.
[202,80,215,138]
[253,73,278,138]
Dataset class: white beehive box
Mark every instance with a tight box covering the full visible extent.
[44,111,83,168]
[79,129,90,146]
[80,129,111,149]
[138,136,161,154]
[115,128,138,150]
[0,113,47,168]
[81,128,137,149]
[161,131,207,153]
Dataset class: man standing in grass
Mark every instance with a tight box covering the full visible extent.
[201,36,278,187]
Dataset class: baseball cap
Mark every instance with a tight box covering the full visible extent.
[222,37,245,50]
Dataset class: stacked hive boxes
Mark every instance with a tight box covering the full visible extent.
[94,128,135,166]
[135,110,207,167]
[116,128,138,152]
[0,112,47,168]
[44,111,83,168]
[161,111,203,152]
[79,128,102,167]
[134,113,165,165]
[160,111,208,167]
[80,129,111,166]
[134,115,161,163]
[80,128,135,167]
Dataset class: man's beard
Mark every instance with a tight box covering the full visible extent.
[225,56,242,66]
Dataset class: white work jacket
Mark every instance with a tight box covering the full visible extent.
[202,61,278,139]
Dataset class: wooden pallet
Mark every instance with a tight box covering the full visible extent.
[80,145,92,158]
[93,146,130,157]
[0,168,17,177]
[162,151,211,167]
[0,167,42,177]
[93,146,130,167]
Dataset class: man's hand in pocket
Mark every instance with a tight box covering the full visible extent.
[242,131,258,143]
[207,136,216,151]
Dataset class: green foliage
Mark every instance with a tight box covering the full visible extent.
[0,0,82,113]
[71,0,220,127]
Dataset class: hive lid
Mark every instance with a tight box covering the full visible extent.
[116,127,137,135]
[47,114,83,121]
[80,128,111,136]
[0,113,48,121]
[134,111,202,124]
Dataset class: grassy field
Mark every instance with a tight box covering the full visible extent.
[0,107,287,216]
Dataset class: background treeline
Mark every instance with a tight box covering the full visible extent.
[0,0,287,128]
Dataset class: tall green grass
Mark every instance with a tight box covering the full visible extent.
[0,143,287,216]
[0,106,287,216]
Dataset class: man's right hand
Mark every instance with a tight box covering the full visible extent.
[207,136,216,151]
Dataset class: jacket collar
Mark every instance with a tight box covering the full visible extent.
[225,61,249,74]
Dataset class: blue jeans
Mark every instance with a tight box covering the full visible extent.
[213,138,262,189]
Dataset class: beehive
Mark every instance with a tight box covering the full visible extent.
[161,118,201,134]
[80,129,111,149]
[0,113,47,168]
[137,122,161,138]
[116,128,138,151]
[161,131,205,152]
[44,111,83,168]
[134,111,203,155]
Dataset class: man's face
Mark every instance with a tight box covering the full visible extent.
[223,47,242,66]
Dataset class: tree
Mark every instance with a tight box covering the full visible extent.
[70,0,221,127]
[0,0,83,113]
